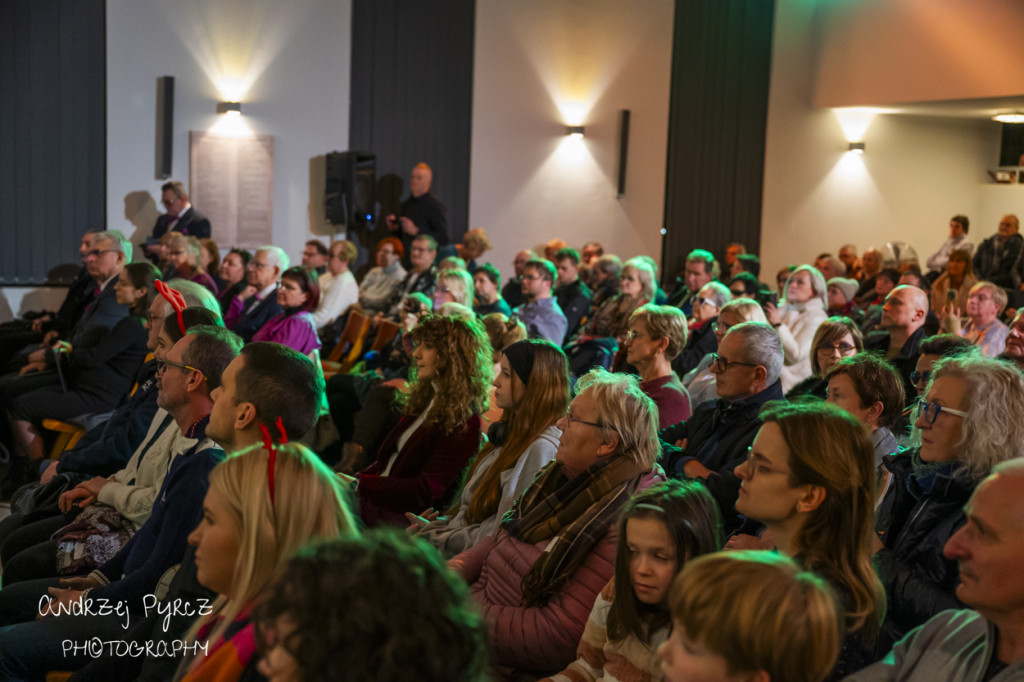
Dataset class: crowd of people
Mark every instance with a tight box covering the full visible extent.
[0,175,1022,681]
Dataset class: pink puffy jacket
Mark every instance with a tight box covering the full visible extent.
[451,468,661,677]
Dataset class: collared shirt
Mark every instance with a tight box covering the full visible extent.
[514,296,568,345]
[246,282,278,315]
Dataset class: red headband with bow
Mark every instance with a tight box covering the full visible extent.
[259,417,288,505]
[154,280,187,336]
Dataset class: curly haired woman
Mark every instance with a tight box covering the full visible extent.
[349,315,493,526]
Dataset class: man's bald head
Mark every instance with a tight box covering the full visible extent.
[881,285,929,334]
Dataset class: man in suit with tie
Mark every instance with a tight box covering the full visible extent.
[222,245,287,342]
[143,181,211,261]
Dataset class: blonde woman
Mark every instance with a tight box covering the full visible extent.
[409,339,569,557]
[433,268,475,310]
[167,235,219,295]
[176,443,357,681]
[568,258,655,377]
[765,264,829,391]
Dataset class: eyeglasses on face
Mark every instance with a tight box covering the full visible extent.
[157,358,207,381]
[816,342,856,355]
[910,370,931,385]
[710,353,759,373]
[564,410,615,431]
[248,261,268,270]
[85,249,118,259]
[916,399,968,425]
[742,447,789,479]
[696,296,717,308]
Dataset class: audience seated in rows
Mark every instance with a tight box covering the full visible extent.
[682,297,767,408]
[347,315,491,526]
[873,354,1024,652]
[223,246,288,343]
[410,339,567,557]
[544,480,723,682]
[450,369,663,678]
[663,321,785,532]
[731,402,885,680]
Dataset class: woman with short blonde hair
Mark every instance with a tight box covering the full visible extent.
[433,268,475,309]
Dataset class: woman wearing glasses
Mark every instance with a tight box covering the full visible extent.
[432,267,474,310]
[733,401,885,680]
[765,264,829,392]
[449,369,662,679]
[786,316,863,400]
[566,258,655,377]
[873,353,1024,652]
[250,266,321,356]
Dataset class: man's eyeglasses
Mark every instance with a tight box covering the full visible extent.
[916,400,968,425]
[910,370,931,385]
[565,411,615,431]
[816,342,857,355]
[157,358,207,381]
[696,296,717,308]
[710,353,759,373]
[247,261,268,270]
[85,249,118,259]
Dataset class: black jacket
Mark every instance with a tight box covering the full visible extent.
[973,232,1023,288]
[874,448,972,653]
[671,316,718,378]
[555,278,592,344]
[661,379,785,531]
[151,207,212,240]
[865,324,927,401]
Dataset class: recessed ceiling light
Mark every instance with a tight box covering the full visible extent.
[992,112,1024,124]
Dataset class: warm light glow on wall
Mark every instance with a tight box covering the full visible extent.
[210,113,253,137]
[833,107,883,143]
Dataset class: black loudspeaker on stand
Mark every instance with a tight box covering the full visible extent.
[325,152,376,228]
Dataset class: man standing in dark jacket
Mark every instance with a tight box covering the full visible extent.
[973,214,1022,288]
[661,321,784,531]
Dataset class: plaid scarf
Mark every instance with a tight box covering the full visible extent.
[503,455,647,606]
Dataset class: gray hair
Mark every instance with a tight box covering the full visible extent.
[699,281,732,309]
[167,278,222,314]
[784,265,828,306]
[257,245,290,274]
[575,368,659,470]
[720,297,767,324]
[93,229,133,263]
[727,321,783,386]
[920,354,1024,481]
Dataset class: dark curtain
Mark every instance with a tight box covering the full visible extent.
[661,0,775,286]
[0,0,106,285]
[349,0,475,259]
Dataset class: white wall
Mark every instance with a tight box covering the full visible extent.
[760,0,1019,281]
[106,0,352,264]
[469,0,674,276]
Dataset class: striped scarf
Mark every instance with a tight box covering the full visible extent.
[503,455,647,606]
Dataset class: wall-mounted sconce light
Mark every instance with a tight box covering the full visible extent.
[566,125,585,138]
[848,142,865,154]
[217,101,242,116]
[993,112,1024,124]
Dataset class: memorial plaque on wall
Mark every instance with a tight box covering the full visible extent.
[189,132,274,248]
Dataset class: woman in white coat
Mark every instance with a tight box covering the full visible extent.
[766,264,829,391]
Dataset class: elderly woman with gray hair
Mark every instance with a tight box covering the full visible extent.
[765,264,829,391]
[450,369,663,679]
[873,352,1024,652]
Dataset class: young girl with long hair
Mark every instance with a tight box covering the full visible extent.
[545,479,723,681]
[733,401,885,680]
[176,442,357,681]
[408,339,569,557]
[353,314,492,526]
